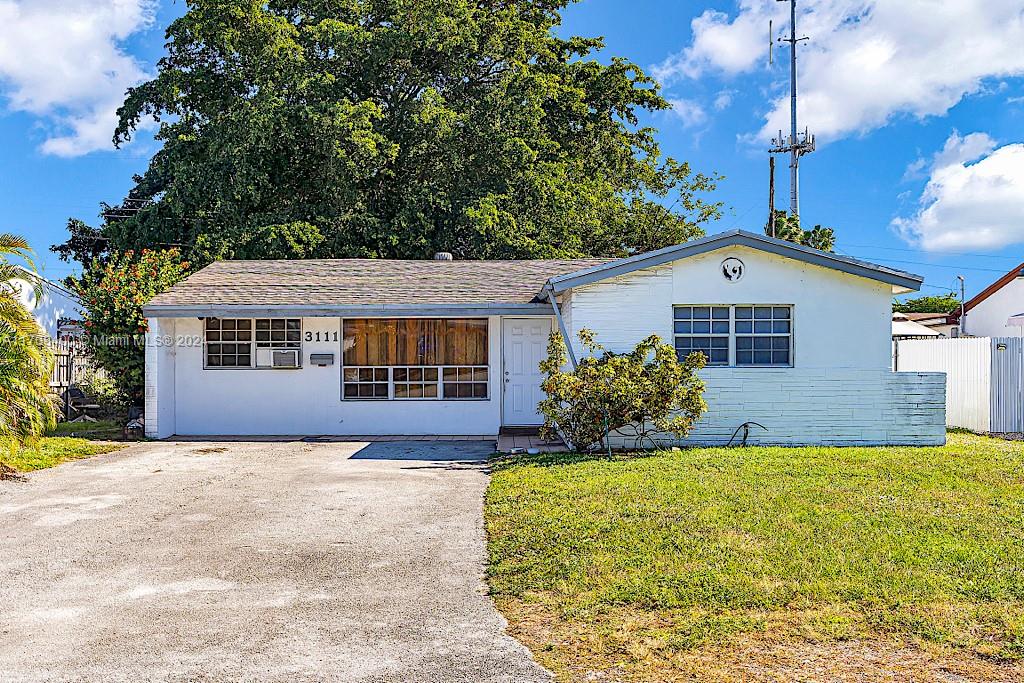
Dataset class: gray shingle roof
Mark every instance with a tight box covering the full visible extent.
[146,258,611,311]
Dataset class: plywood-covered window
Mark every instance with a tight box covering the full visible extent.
[342,319,488,399]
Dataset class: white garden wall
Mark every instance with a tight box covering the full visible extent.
[607,369,945,448]
[896,338,991,432]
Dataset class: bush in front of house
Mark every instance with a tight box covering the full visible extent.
[538,329,707,451]
[73,249,189,404]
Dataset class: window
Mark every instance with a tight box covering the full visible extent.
[673,306,730,366]
[673,305,792,367]
[342,319,488,399]
[735,306,791,366]
[205,318,301,369]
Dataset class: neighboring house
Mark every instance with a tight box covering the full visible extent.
[143,229,946,445]
[10,267,83,338]
[901,312,957,337]
[892,312,940,339]
[948,263,1024,337]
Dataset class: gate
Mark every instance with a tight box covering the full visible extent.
[990,337,1024,433]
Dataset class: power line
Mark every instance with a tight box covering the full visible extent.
[838,243,1022,262]
[840,254,1009,274]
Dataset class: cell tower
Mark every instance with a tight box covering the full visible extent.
[769,0,815,218]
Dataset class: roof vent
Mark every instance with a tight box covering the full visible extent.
[433,252,454,261]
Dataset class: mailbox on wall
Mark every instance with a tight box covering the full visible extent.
[310,353,335,367]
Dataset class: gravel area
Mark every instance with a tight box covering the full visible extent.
[0,440,550,683]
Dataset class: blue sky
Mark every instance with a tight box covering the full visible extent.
[5,0,1024,300]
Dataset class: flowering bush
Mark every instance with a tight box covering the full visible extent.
[74,249,189,403]
[538,329,707,452]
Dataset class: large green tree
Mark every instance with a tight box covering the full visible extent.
[58,0,721,266]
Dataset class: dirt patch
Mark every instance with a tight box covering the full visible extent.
[0,463,26,481]
[190,447,229,455]
[499,599,1024,683]
[987,432,1024,442]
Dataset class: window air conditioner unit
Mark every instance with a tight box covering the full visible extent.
[272,349,300,368]
[256,348,300,368]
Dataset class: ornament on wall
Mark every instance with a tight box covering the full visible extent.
[721,257,745,283]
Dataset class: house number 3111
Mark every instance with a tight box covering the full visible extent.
[305,331,339,342]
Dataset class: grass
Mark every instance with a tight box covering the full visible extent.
[2,421,127,474]
[46,419,125,441]
[485,433,1024,681]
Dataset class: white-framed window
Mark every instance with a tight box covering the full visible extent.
[342,319,489,400]
[673,305,793,367]
[734,306,791,366]
[673,306,730,366]
[204,318,302,369]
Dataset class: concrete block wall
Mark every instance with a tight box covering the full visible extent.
[608,369,946,448]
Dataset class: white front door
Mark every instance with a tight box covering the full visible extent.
[502,318,552,426]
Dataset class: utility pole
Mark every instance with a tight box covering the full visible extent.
[769,0,815,218]
[767,156,776,236]
[957,275,966,336]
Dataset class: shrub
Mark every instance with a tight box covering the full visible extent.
[73,249,189,404]
[77,368,129,419]
[538,329,707,451]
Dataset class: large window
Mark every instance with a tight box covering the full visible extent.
[673,305,792,367]
[205,318,301,368]
[343,319,488,399]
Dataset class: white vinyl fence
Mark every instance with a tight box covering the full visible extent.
[895,337,1023,433]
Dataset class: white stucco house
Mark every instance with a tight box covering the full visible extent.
[143,229,946,445]
[950,262,1024,337]
[10,268,82,338]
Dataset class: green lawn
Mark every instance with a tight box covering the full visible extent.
[4,431,126,473]
[485,433,1024,681]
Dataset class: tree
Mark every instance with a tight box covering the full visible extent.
[74,250,190,403]
[538,329,706,451]
[56,0,721,268]
[893,294,960,314]
[0,234,56,460]
[766,211,835,252]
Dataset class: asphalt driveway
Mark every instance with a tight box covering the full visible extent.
[0,440,550,683]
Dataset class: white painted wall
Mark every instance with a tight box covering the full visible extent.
[149,316,509,436]
[566,245,892,368]
[964,277,1024,338]
[145,318,178,438]
[566,245,945,446]
[10,274,82,338]
[605,369,945,447]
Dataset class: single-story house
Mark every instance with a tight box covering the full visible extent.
[947,262,1024,337]
[901,312,957,337]
[10,267,83,339]
[892,312,941,339]
[143,229,946,446]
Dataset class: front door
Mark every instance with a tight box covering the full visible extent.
[502,318,552,426]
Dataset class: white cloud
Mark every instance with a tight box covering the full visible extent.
[0,0,155,156]
[903,130,996,180]
[713,89,735,111]
[667,98,707,127]
[654,1,1024,142]
[893,132,1024,251]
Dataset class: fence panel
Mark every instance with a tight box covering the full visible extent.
[896,338,990,432]
[990,337,1024,433]
[49,338,91,393]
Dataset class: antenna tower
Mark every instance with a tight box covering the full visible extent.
[769,0,815,218]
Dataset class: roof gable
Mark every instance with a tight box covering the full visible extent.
[950,262,1024,321]
[544,230,923,295]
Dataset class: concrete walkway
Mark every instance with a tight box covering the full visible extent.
[0,440,550,683]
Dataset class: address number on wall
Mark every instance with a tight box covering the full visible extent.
[305,331,339,342]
